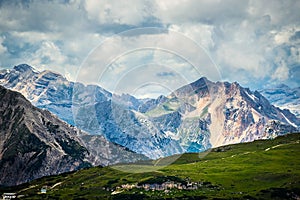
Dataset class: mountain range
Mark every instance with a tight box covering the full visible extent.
[0,64,299,160]
[260,84,300,117]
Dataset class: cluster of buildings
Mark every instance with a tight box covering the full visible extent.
[2,193,16,199]
[118,181,202,191]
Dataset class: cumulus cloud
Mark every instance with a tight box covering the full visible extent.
[143,0,300,88]
[0,36,7,54]
[25,41,66,68]
[84,0,154,26]
[154,0,249,25]
[274,27,299,45]
[169,23,215,50]
[272,61,289,81]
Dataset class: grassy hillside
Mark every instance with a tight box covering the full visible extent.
[1,133,300,199]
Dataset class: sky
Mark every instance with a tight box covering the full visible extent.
[0,0,299,98]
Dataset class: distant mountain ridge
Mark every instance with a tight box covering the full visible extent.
[259,84,300,117]
[0,64,299,159]
[0,85,147,186]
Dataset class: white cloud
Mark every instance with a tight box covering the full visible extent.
[290,46,300,63]
[169,23,215,50]
[247,0,300,25]
[216,43,266,75]
[84,0,153,25]
[154,0,249,24]
[272,61,289,81]
[9,31,59,44]
[0,36,7,54]
[151,0,300,88]
[24,41,67,72]
[274,27,299,45]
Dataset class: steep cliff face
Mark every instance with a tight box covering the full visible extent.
[0,86,147,186]
[0,85,91,186]
[0,64,299,160]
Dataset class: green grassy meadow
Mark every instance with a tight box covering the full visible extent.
[1,133,300,199]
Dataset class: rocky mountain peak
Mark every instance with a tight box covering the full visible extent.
[13,64,34,73]
[40,70,65,81]
[190,77,209,89]
[171,77,211,99]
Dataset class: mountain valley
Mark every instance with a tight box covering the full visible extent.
[1,132,299,199]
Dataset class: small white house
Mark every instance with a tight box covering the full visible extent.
[2,193,17,199]
[40,186,47,194]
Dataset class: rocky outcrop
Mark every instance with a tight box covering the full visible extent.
[0,85,90,186]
